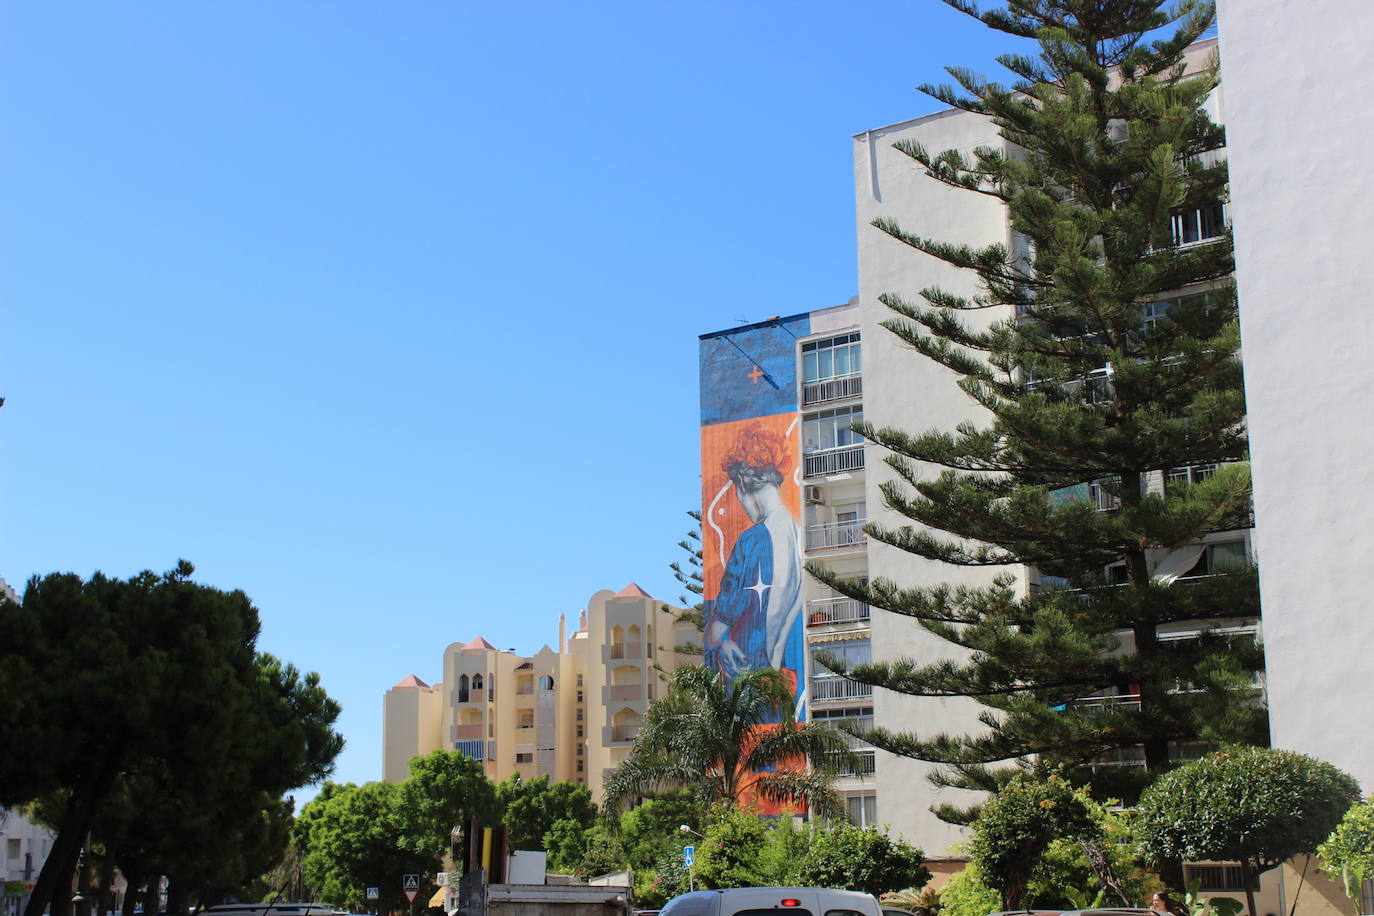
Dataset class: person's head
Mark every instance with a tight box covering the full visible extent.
[723,425,788,522]
[1151,893,1174,912]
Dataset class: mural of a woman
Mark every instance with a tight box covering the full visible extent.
[703,424,805,706]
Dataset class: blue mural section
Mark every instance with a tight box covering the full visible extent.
[698,313,811,426]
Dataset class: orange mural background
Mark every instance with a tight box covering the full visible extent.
[699,411,801,603]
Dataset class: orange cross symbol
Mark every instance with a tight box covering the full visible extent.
[747,365,764,384]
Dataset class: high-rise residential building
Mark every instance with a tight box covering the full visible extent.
[699,37,1262,860]
[382,584,695,801]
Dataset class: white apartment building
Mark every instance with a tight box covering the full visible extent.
[1,808,53,916]
[699,38,1270,861]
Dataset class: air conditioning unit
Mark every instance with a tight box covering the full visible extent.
[804,485,825,505]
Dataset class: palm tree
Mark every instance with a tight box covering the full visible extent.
[602,665,857,818]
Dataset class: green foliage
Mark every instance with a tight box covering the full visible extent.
[296,781,433,912]
[544,819,593,875]
[938,863,1002,916]
[617,792,701,871]
[496,773,597,853]
[573,824,629,882]
[0,563,343,916]
[1137,747,1361,881]
[808,0,1265,815]
[399,751,500,859]
[602,666,854,817]
[1317,798,1374,909]
[793,824,930,897]
[692,808,770,889]
[970,775,1097,909]
[639,850,691,909]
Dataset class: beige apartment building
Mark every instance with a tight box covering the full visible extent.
[382,584,696,800]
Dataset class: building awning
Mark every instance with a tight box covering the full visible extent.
[429,888,447,907]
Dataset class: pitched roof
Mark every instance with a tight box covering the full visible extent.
[464,636,497,650]
[392,674,430,689]
[616,582,651,598]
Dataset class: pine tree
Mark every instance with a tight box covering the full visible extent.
[810,0,1263,817]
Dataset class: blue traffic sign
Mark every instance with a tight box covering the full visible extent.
[683,845,695,867]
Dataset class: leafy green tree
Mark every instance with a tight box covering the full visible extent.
[296,781,434,912]
[939,862,1003,916]
[691,809,770,889]
[1137,747,1361,916]
[793,825,930,897]
[399,751,500,862]
[616,792,702,872]
[0,564,342,916]
[1317,798,1374,912]
[811,0,1263,818]
[969,775,1097,910]
[602,666,854,816]
[572,824,629,882]
[495,774,597,853]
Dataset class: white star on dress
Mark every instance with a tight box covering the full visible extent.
[745,568,771,606]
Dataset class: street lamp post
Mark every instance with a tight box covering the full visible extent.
[678,825,704,894]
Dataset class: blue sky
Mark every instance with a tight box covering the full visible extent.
[1,0,1022,799]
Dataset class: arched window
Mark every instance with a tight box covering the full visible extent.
[458,673,470,704]
[472,674,484,691]
[538,675,555,691]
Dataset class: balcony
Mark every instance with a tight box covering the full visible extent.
[828,749,877,777]
[453,724,484,740]
[608,684,643,702]
[806,518,867,553]
[804,445,864,479]
[810,675,873,702]
[609,642,642,660]
[803,373,863,407]
[806,596,870,627]
[1064,692,1142,713]
[610,725,641,742]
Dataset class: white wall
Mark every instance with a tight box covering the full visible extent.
[1217,0,1374,791]
[853,107,1014,853]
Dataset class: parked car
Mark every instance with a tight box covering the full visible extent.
[661,888,883,916]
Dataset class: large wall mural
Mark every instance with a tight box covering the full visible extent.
[699,314,810,725]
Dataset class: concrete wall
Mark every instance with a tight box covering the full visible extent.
[853,105,1014,854]
[1217,0,1374,793]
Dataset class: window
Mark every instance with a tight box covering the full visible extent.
[802,333,861,382]
[455,739,483,760]
[576,674,584,687]
[576,724,584,738]
[576,741,584,754]
[803,405,863,453]
[515,752,534,764]
[812,640,871,674]
[6,839,20,860]
[577,760,584,772]
[576,708,584,721]
[1171,201,1226,245]
[1165,463,1218,489]
[576,690,584,703]
[1187,865,1258,891]
[472,674,483,691]
[845,793,877,827]
[1181,540,1250,578]
[457,674,469,704]
[538,675,555,691]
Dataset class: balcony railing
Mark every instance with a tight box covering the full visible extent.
[610,642,642,659]
[803,373,863,407]
[1065,692,1142,713]
[810,676,873,702]
[608,684,643,701]
[804,445,865,478]
[610,725,641,742]
[453,724,484,740]
[806,596,870,626]
[806,518,867,552]
[827,749,877,777]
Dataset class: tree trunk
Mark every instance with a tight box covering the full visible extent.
[24,765,116,916]
[120,876,144,916]
[1241,862,1258,916]
[166,877,189,915]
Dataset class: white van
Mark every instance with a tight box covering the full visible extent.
[203,904,344,916]
[659,887,882,916]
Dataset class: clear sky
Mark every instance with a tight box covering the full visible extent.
[1,0,1023,801]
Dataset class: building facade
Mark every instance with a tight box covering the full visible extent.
[382,585,695,801]
[699,37,1266,858]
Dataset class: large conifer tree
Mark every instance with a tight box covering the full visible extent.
[811,0,1263,818]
